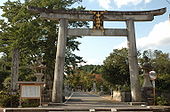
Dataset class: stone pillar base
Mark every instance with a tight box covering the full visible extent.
[141,87,154,105]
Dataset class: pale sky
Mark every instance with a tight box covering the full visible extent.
[0,0,170,65]
[73,0,170,65]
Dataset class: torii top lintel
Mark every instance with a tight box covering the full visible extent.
[28,6,166,21]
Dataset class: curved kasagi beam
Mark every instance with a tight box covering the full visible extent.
[104,8,166,16]
[27,6,166,21]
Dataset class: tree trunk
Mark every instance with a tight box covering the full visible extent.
[11,48,19,91]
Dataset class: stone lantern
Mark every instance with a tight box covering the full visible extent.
[142,56,152,88]
[141,56,153,105]
[34,63,46,82]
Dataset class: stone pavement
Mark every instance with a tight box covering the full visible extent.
[64,92,129,108]
[3,92,170,112]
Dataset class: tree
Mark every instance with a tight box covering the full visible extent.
[152,50,170,74]
[0,0,87,90]
[102,48,130,88]
[79,65,102,74]
[138,49,170,74]
[138,49,170,93]
[66,70,94,91]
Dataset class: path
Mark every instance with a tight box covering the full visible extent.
[4,92,170,112]
[65,92,129,108]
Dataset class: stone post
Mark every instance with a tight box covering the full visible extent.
[52,19,68,103]
[126,19,142,102]
[92,82,97,93]
[99,85,104,96]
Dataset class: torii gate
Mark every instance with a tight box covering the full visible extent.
[28,6,166,103]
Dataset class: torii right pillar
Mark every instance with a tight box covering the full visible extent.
[126,19,141,102]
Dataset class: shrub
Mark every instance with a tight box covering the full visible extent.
[0,91,19,107]
[21,99,40,107]
[156,96,169,106]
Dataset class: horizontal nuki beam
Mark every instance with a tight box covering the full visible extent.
[28,6,166,21]
[67,29,128,36]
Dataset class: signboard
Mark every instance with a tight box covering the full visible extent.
[21,85,41,99]
[17,82,45,107]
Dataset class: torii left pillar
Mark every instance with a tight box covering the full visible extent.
[52,19,68,103]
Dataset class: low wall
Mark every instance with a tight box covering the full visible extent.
[3,107,170,112]
[112,91,131,102]
[0,108,3,112]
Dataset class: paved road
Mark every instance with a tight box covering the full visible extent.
[65,92,129,108]
[4,92,170,112]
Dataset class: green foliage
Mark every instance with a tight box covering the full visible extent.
[102,48,130,87]
[66,68,110,92]
[152,51,170,74]
[0,0,87,90]
[139,49,170,74]
[0,1,88,107]
[138,49,170,104]
[79,65,102,74]
[0,55,11,72]
[21,99,39,107]
[2,77,11,90]
[138,49,170,92]
[0,71,10,89]
[120,85,130,92]
[0,91,19,107]
[156,96,169,106]
[66,65,111,92]
[18,66,36,81]
[66,70,94,90]
[156,74,170,92]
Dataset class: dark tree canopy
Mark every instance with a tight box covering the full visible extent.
[102,48,130,87]
[138,49,170,92]
[0,0,87,86]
